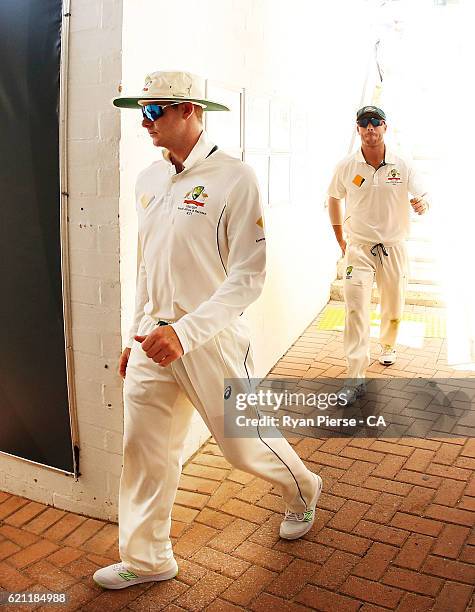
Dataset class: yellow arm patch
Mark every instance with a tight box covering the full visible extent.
[140,193,155,209]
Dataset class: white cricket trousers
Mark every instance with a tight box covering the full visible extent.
[343,241,408,380]
[119,314,316,575]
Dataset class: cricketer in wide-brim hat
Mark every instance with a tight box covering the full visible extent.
[112,70,230,112]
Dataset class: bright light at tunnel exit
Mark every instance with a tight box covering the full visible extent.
[366,0,475,369]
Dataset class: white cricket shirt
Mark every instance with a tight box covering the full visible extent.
[127,131,266,354]
[328,148,428,244]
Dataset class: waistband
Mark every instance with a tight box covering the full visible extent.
[143,313,179,326]
[348,239,406,248]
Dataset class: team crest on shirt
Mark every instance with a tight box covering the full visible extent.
[178,185,209,216]
[386,168,402,183]
[184,185,208,206]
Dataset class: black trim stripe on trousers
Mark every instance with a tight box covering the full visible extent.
[243,342,309,509]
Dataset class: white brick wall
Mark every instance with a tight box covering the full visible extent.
[0,0,124,521]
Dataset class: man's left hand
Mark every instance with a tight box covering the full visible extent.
[410,196,428,215]
[134,325,184,367]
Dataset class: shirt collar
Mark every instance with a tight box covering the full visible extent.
[354,146,396,165]
[162,131,216,172]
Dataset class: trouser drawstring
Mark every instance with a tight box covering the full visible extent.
[370,242,389,266]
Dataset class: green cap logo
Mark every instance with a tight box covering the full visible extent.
[192,186,205,200]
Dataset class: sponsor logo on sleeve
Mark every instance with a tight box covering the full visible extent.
[256,216,266,242]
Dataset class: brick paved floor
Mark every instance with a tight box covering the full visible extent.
[0,303,474,611]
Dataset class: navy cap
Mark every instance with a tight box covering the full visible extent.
[356,105,386,121]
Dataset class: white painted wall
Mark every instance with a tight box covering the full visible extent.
[0,0,124,521]
[252,0,375,369]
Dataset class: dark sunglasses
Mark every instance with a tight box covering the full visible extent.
[141,102,180,121]
[357,116,384,128]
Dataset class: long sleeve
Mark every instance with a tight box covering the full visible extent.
[171,166,266,353]
[126,236,149,348]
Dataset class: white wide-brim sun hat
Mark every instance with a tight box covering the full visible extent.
[112,70,229,112]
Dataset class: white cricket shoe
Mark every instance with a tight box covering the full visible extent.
[338,383,366,406]
[379,345,397,366]
[280,473,323,540]
[93,559,178,590]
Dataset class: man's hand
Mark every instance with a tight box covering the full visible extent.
[338,238,347,256]
[410,196,428,215]
[118,347,131,379]
[135,325,184,367]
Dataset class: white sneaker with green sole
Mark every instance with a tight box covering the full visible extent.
[93,559,178,590]
[280,473,323,540]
